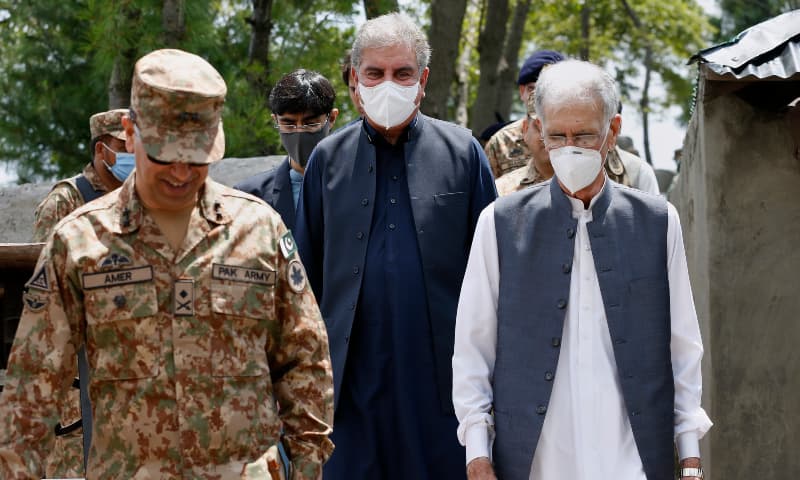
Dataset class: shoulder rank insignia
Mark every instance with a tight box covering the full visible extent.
[26,266,50,291]
[287,259,307,293]
[279,231,298,259]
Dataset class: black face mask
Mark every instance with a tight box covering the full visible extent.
[280,123,330,168]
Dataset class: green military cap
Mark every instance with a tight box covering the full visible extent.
[89,108,128,141]
[130,48,227,165]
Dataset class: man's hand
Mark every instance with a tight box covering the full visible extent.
[466,456,497,480]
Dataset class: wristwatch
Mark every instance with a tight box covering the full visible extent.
[680,466,704,478]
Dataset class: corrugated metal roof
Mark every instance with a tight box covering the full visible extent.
[689,9,800,80]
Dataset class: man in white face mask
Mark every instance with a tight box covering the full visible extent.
[453,60,711,480]
[294,11,497,480]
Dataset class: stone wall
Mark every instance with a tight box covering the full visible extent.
[671,81,800,478]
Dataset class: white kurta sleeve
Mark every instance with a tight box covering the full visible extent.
[667,202,713,459]
[453,203,500,465]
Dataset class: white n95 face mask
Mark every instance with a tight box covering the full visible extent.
[549,146,605,194]
[358,80,419,129]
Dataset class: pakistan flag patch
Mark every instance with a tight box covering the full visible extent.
[279,231,298,259]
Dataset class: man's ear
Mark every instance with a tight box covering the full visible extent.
[328,108,340,127]
[521,116,529,135]
[122,115,135,153]
[94,138,106,157]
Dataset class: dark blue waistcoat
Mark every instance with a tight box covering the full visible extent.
[296,115,495,413]
[234,157,296,231]
[492,179,674,480]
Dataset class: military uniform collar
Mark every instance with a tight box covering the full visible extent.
[116,174,232,234]
[82,162,108,193]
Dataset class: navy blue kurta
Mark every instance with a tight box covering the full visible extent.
[323,123,465,479]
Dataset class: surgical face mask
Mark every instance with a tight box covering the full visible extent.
[102,143,136,182]
[358,80,419,129]
[549,146,604,194]
[280,123,330,169]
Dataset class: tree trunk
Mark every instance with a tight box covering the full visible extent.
[247,0,273,95]
[580,2,591,60]
[496,0,532,121]
[640,47,653,165]
[162,0,185,47]
[423,0,468,120]
[619,0,653,164]
[469,0,510,134]
[363,0,399,19]
[107,4,141,109]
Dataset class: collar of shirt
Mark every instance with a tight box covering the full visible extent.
[362,113,421,146]
[116,173,233,234]
[83,161,108,193]
[289,167,304,185]
[565,175,608,218]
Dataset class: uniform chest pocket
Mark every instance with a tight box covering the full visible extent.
[210,282,274,377]
[84,281,160,381]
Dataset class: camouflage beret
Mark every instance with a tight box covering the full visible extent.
[130,49,227,165]
[90,108,128,141]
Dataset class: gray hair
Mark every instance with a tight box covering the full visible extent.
[351,12,431,74]
[534,60,619,127]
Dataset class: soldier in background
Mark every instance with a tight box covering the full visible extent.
[497,93,660,196]
[484,50,565,178]
[32,109,134,242]
[0,48,333,479]
[30,108,135,479]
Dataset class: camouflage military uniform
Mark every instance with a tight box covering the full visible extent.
[484,119,530,178]
[32,162,108,242]
[31,109,128,478]
[0,174,334,479]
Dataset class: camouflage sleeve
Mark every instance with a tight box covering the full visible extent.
[268,223,334,480]
[0,230,83,478]
[32,184,83,242]
[483,135,503,179]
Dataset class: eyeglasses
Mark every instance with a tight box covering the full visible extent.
[273,115,329,133]
[542,133,604,149]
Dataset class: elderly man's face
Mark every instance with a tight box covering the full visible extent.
[354,44,429,107]
[538,101,619,155]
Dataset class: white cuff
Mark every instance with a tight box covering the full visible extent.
[676,430,700,460]
[464,423,494,465]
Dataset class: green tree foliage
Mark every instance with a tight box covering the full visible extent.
[0,0,358,182]
[715,0,799,41]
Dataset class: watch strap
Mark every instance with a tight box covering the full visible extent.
[680,466,704,478]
